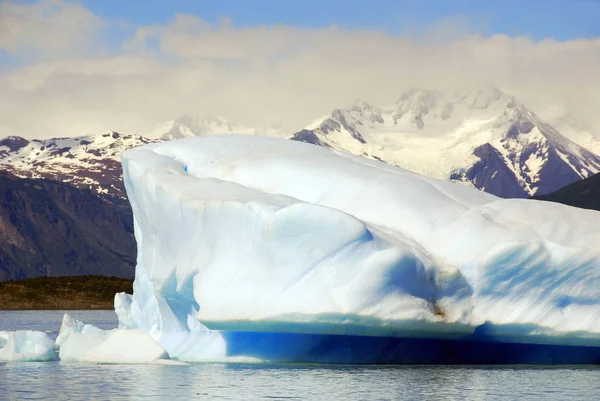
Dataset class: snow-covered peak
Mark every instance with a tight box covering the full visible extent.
[457,85,507,110]
[2,131,151,161]
[349,100,378,113]
[0,131,155,198]
[291,86,600,198]
[0,136,30,153]
[394,88,439,115]
[145,115,285,140]
[391,86,511,128]
[395,85,507,107]
[298,86,515,145]
[0,117,287,199]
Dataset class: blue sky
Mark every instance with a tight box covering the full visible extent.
[79,0,600,41]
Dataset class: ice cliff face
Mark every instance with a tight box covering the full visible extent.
[114,135,600,363]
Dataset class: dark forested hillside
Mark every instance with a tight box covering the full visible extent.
[0,275,133,309]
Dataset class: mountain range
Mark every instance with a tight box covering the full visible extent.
[2,85,600,279]
[0,132,154,200]
[291,86,600,198]
[2,86,598,200]
[144,115,286,141]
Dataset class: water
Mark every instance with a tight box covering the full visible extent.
[2,311,600,400]
[0,310,118,340]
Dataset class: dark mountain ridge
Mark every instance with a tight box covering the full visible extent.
[531,172,600,212]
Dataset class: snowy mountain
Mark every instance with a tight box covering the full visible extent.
[145,115,285,140]
[0,116,282,199]
[2,91,599,201]
[291,86,600,198]
[0,133,145,280]
[0,132,155,199]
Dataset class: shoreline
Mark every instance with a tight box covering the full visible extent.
[0,276,132,311]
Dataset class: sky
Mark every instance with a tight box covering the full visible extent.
[1,0,600,138]
[78,0,600,40]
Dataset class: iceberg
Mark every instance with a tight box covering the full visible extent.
[57,314,170,364]
[0,330,56,362]
[82,330,170,364]
[114,134,600,364]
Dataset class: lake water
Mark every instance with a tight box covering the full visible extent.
[2,311,600,400]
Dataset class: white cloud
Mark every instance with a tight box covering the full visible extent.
[0,0,103,58]
[1,1,600,139]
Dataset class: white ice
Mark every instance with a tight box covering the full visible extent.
[114,134,600,360]
[0,330,56,362]
[57,314,170,364]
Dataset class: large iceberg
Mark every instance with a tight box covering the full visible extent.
[114,134,600,364]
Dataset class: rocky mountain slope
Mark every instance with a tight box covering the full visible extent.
[290,86,600,198]
[0,132,154,200]
[0,171,135,281]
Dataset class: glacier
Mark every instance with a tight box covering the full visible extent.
[105,134,600,364]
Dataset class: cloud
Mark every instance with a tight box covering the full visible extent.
[0,0,104,59]
[1,1,600,139]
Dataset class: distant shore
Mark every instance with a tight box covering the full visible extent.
[0,276,133,310]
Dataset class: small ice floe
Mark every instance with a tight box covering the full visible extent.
[57,313,170,364]
[0,330,57,362]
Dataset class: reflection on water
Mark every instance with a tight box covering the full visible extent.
[2,362,600,400]
[1,311,600,400]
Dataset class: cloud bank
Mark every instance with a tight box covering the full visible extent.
[1,0,600,139]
